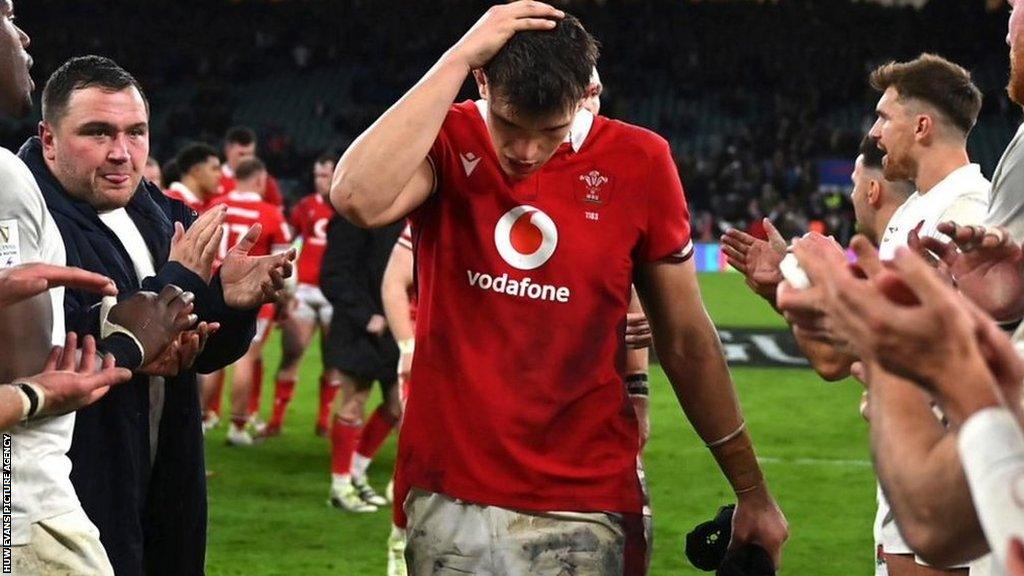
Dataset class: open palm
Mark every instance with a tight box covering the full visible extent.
[220,224,296,310]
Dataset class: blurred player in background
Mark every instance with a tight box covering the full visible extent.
[219,126,284,208]
[165,143,220,214]
[208,158,293,446]
[144,156,163,189]
[267,153,341,437]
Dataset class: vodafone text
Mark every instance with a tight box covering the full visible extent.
[466,270,570,303]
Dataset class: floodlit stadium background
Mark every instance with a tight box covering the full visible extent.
[12,0,1017,573]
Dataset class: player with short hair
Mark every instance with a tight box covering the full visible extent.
[331,4,787,573]
[267,153,342,437]
[165,143,220,214]
[219,126,284,207]
[144,156,162,189]
[208,157,293,446]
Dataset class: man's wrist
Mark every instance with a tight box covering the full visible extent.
[930,359,1001,424]
[707,428,765,495]
[9,381,44,420]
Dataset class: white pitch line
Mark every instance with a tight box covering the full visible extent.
[758,456,872,468]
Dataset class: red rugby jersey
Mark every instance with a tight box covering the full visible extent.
[163,182,207,214]
[289,193,335,286]
[218,167,284,207]
[399,100,692,514]
[208,190,292,260]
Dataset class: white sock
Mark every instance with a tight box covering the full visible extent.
[331,473,351,490]
[351,453,371,480]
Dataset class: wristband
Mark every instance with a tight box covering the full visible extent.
[11,381,44,420]
[706,421,746,448]
[99,295,146,362]
[626,373,649,397]
[398,338,415,355]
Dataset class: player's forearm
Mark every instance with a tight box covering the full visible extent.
[959,408,1024,569]
[625,346,648,375]
[659,312,763,492]
[792,329,853,382]
[0,385,26,432]
[331,56,466,226]
[382,285,414,342]
[870,366,988,564]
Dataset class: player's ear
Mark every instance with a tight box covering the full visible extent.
[868,179,882,207]
[915,113,932,143]
[473,69,489,101]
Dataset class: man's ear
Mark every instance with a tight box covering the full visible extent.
[39,122,57,162]
[473,69,489,101]
[868,179,882,207]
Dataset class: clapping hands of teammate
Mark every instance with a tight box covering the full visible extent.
[108,285,199,366]
[139,321,220,377]
[625,312,652,349]
[721,218,787,304]
[27,332,132,417]
[220,223,297,310]
[366,314,387,337]
[0,263,117,308]
[910,221,1024,323]
[775,232,849,345]
[168,205,226,283]
[448,1,564,71]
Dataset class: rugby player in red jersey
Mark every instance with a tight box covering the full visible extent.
[267,153,342,436]
[218,126,284,207]
[164,143,220,214]
[332,3,788,573]
[208,158,294,446]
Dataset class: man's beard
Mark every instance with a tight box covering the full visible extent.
[1008,47,1024,106]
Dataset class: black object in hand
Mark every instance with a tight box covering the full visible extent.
[718,544,775,576]
[685,504,734,571]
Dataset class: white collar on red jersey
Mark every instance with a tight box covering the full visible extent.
[169,181,202,204]
[473,99,594,153]
[222,164,234,178]
[227,190,262,202]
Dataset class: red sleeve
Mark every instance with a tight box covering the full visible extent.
[641,138,692,262]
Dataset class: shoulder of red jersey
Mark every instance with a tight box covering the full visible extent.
[587,117,671,158]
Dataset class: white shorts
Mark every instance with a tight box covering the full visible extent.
[294,283,333,326]
[404,488,648,576]
[11,507,114,576]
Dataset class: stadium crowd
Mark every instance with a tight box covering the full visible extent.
[1,1,1024,576]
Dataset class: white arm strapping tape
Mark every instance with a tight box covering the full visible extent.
[958,407,1024,571]
[99,295,146,364]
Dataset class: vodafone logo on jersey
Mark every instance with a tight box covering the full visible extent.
[493,206,558,271]
[466,205,570,303]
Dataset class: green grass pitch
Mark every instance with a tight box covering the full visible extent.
[203,273,876,575]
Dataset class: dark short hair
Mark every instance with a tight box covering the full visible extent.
[42,55,149,125]
[315,152,338,166]
[225,126,256,146]
[869,53,982,136]
[858,135,885,170]
[482,13,599,118]
[162,159,180,185]
[175,143,219,176]
[235,157,266,181]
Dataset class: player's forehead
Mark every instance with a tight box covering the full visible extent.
[64,86,148,127]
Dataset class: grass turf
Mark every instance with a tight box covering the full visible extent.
[204,273,875,575]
